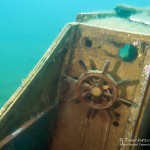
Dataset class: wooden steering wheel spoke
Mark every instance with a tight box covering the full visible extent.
[79,59,88,74]
[102,60,110,75]
[81,83,92,91]
[82,91,92,98]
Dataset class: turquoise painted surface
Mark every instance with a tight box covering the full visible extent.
[0,0,150,108]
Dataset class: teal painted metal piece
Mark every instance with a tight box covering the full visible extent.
[119,44,138,62]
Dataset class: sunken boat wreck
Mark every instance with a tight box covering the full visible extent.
[0,5,150,150]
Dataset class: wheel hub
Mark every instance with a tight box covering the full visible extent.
[91,87,102,96]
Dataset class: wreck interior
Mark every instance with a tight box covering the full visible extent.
[0,6,150,150]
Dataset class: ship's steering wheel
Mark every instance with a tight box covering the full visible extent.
[76,60,118,109]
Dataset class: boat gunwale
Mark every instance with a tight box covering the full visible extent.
[76,21,150,36]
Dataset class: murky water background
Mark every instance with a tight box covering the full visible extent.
[0,0,149,108]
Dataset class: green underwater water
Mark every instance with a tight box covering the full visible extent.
[0,0,150,108]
